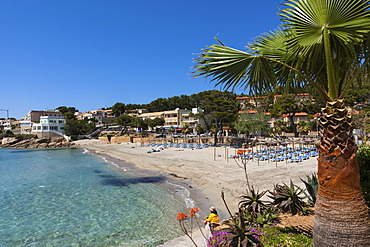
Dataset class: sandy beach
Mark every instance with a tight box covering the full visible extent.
[74,139,318,246]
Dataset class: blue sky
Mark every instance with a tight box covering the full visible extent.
[1,0,282,119]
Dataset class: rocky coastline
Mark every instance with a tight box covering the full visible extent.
[0,137,74,149]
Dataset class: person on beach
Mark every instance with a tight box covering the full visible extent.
[204,206,220,228]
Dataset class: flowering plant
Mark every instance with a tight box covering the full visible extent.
[176,208,206,247]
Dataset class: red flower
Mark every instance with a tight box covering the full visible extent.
[189,207,199,214]
[177,212,188,221]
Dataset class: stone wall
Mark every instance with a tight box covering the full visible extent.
[98,136,151,144]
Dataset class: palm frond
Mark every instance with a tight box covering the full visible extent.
[192,45,277,94]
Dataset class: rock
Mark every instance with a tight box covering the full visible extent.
[38,143,48,148]
[2,137,17,145]
[27,144,38,149]
[48,142,57,147]
[0,137,74,149]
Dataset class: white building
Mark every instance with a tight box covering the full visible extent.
[31,116,66,139]
[0,120,11,131]
[20,120,32,134]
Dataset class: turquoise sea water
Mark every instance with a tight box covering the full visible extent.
[0,148,187,246]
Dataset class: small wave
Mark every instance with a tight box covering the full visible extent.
[82,148,89,154]
[100,156,127,172]
[166,181,195,208]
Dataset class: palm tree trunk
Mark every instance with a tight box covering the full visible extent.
[314,100,370,247]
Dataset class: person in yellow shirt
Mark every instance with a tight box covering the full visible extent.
[204,206,220,228]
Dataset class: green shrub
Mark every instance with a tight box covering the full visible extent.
[70,135,78,141]
[0,130,15,138]
[358,145,370,207]
[242,208,280,227]
[258,227,313,246]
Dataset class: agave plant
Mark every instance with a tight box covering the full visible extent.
[239,187,270,213]
[216,209,262,247]
[301,173,319,206]
[268,180,306,216]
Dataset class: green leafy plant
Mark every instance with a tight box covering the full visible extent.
[258,227,313,247]
[0,130,15,138]
[239,187,269,213]
[268,180,306,216]
[220,192,262,246]
[300,173,319,206]
[242,208,280,228]
[216,210,262,247]
[358,145,370,207]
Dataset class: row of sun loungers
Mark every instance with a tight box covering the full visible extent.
[142,143,211,150]
[230,147,318,163]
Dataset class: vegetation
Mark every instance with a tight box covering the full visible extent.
[0,130,15,138]
[147,117,165,131]
[239,188,269,213]
[64,118,97,140]
[269,95,302,137]
[111,102,126,117]
[193,0,370,245]
[55,106,97,140]
[192,90,239,145]
[268,181,306,216]
[258,227,312,247]
[234,112,271,137]
[55,106,78,120]
[301,174,319,206]
[358,145,370,207]
[115,114,134,134]
[201,179,314,246]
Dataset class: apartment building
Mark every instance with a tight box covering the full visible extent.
[76,112,104,125]
[28,110,63,123]
[31,116,66,139]
[137,107,205,133]
[139,111,165,120]
[236,96,267,110]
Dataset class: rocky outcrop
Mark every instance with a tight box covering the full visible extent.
[0,138,74,149]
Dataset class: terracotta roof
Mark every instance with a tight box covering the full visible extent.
[283,112,308,117]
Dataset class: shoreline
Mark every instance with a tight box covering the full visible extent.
[83,146,212,215]
[74,139,318,246]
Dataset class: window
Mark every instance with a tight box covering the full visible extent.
[37,126,41,130]
[43,126,48,130]
[50,126,58,131]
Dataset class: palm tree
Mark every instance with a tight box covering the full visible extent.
[297,120,310,135]
[193,0,370,246]
[274,120,287,136]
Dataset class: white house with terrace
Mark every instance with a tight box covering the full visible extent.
[31,116,66,139]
